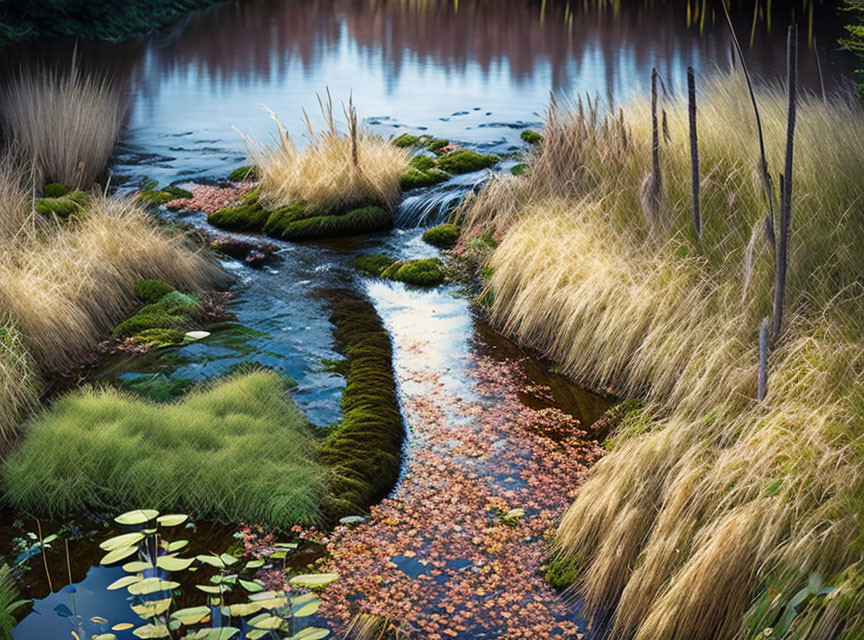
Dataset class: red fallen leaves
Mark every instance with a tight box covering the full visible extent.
[315,338,600,639]
[165,181,258,213]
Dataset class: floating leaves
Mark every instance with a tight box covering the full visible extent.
[99,532,146,551]
[156,514,189,527]
[115,509,159,525]
[100,545,138,565]
[289,573,339,588]
[170,606,211,626]
[156,555,195,571]
[127,577,180,596]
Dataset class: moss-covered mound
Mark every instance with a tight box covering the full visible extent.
[34,190,88,218]
[268,205,392,241]
[409,155,437,171]
[113,283,204,345]
[42,182,69,197]
[437,150,499,174]
[354,254,447,287]
[1,371,325,527]
[520,129,543,144]
[227,164,259,182]
[392,133,420,148]
[399,167,451,191]
[139,185,193,205]
[319,293,403,519]
[134,278,175,303]
[422,223,460,249]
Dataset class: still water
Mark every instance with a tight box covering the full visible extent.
[1,0,855,638]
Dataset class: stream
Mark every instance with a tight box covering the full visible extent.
[0,0,853,637]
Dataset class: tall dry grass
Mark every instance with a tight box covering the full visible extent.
[459,72,864,639]
[240,93,410,212]
[0,191,223,372]
[0,59,126,188]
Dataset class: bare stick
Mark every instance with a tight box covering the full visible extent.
[649,67,662,209]
[688,67,701,241]
[758,316,770,401]
[36,518,53,593]
[773,24,798,343]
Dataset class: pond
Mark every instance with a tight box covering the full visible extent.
[0,0,854,638]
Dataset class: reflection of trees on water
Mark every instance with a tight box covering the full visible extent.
[0,0,851,105]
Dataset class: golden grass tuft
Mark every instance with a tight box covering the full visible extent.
[240,93,410,213]
[0,192,223,372]
[0,59,127,188]
[459,72,864,639]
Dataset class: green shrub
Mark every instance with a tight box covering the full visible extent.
[422,223,460,249]
[227,165,258,182]
[319,294,403,519]
[399,168,450,190]
[392,133,420,148]
[520,129,543,144]
[139,185,193,205]
[409,155,436,171]
[0,565,26,640]
[134,328,185,348]
[268,206,392,241]
[1,371,325,527]
[437,149,499,174]
[381,257,447,286]
[134,279,175,303]
[42,182,69,197]
[353,254,396,277]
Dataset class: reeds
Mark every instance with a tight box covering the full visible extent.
[2,371,325,527]
[240,93,410,213]
[458,70,864,640]
[0,58,126,188]
[0,193,223,371]
[0,564,26,640]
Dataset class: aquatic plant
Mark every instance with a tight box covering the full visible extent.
[2,371,326,527]
[0,565,27,640]
[319,293,403,519]
[437,150,499,174]
[240,93,410,214]
[458,70,864,640]
[0,59,126,187]
[422,223,460,249]
[0,193,223,370]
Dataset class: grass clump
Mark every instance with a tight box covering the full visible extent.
[319,293,403,519]
[399,167,450,191]
[241,94,410,214]
[227,164,258,182]
[422,223,460,249]
[139,185,193,205]
[392,133,420,148]
[267,205,391,241]
[0,60,126,187]
[352,254,395,277]
[459,72,864,640]
[0,323,39,449]
[520,129,543,144]
[0,565,26,640]
[2,371,325,527]
[381,258,447,286]
[42,182,68,197]
[437,149,499,174]
[134,279,175,303]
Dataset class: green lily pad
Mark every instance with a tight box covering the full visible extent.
[115,509,159,525]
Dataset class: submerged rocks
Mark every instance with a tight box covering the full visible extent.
[422,223,460,249]
[437,149,499,174]
[208,235,279,268]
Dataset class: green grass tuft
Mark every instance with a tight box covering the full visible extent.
[319,293,403,520]
[437,149,499,174]
[1,371,326,527]
[422,223,460,249]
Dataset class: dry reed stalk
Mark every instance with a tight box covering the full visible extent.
[688,66,701,241]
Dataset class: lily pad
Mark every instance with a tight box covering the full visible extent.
[107,575,142,591]
[100,545,138,565]
[99,532,145,551]
[157,514,189,527]
[133,624,171,638]
[156,555,195,571]
[289,628,330,640]
[289,572,339,588]
[170,606,210,626]
[115,509,159,525]
[128,577,180,595]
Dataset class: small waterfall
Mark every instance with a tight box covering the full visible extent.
[394,177,482,228]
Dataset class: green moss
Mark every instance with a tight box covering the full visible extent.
[262,201,315,236]
[134,328,186,348]
[353,254,396,277]
[42,182,69,197]
[424,138,450,154]
[267,206,392,241]
[520,129,543,144]
[155,291,202,316]
[392,133,421,148]
[381,257,447,287]
[134,279,175,303]
[139,185,193,205]
[208,200,271,232]
[1,371,326,527]
[227,165,258,182]
[113,309,185,339]
[437,149,499,174]
[319,293,403,520]
[33,190,88,218]
[545,557,578,591]
[399,168,451,191]
[467,231,498,252]
[422,223,460,249]
[409,155,436,171]
[510,163,529,176]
